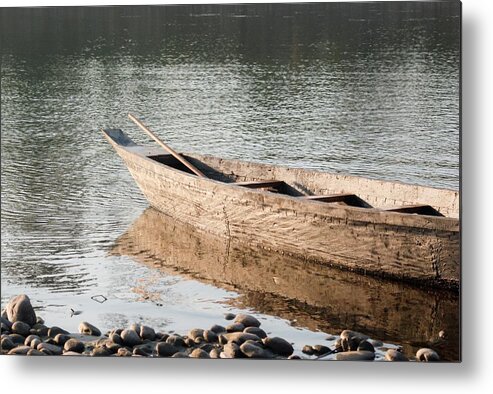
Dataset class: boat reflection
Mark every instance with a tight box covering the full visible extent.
[111,207,460,361]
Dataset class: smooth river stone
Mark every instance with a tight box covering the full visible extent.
[416,348,440,362]
[243,327,267,339]
[6,295,36,327]
[335,350,375,361]
[121,329,142,347]
[223,332,261,345]
[240,341,274,358]
[340,330,369,351]
[37,342,63,355]
[11,321,31,336]
[234,314,261,328]
[91,346,111,357]
[54,334,71,347]
[385,349,409,361]
[302,345,314,355]
[31,324,49,337]
[48,326,69,337]
[209,324,226,334]
[188,328,204,341]
[203,330,218,343]
[312,344,331,356]
[262,337,294,357]
[222,342,243,358]
[109,333,123,345]
[0,316,12,329]
[8,346,32,355]
[209,348,221,358]
[357,340,375,353]
[224,313,236,321]
[27,349,46,356]
[24,334,41,347]
[190,348,210,359]
[78,322,101,337]
[139,325,156,341]
[166,335,186,348]
[64,338,85,353]
[9,334,26,344]
[117,348,133,357]
[156,342,180,357]
[226,323,245,333]
[30,338,42,349]
[1,336,16,351]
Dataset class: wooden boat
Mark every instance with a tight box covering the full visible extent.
[110,207,460,360]
[102,118,460,289]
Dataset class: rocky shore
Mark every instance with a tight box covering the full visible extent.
[1,294,441,361]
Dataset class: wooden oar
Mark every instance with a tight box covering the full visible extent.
[128,113,206,178]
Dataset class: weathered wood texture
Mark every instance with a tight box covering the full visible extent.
[103,129,460,287]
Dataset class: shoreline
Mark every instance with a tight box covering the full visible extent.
[1,294,446,362]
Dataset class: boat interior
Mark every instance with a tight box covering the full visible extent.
[147,153,447,217]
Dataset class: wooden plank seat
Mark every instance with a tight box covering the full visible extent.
[385,204,444,216]
[301,193,372,208]
[234,180,286,190]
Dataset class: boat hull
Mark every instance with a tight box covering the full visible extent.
[103,129,460,289]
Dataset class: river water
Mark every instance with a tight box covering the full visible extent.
[1,3,460,360]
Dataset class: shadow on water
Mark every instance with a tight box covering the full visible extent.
[111,208,460,361]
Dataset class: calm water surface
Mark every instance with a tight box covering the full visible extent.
[1,3,460,360]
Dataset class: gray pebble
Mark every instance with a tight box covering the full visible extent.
[325,335,337,341]
[243,327,267,339]
[109,333,123,345]
[30,338,42,349]
[203,330,218,343]
[9,334,26,344]
[139,325,156,341]
[302,345,314,355]
[312,344,331,355]
[32,323,49,337]
[188,328,204,341]
[234,314,261,328]
[210,324,226,334]
[78,322,101,337]
[171,352,189,358]
[133,347,150,357]
[37,342,63,355]
[1,336,15,351]
[416,348,440,362]
[8,345,32,355]
[385,349,409,361]
[156,342,179,357]
[27,349,46,356]
[209,348,221,358]
[184,337,195,347]
[63,351,83,356]
[48,326,69,337]
[166,335,186,348]
[64,338,85,353]
[224,313,236,321]
[24,334,41,347]
[240,341,274,358]
[199,343,214,353]
[223,332,261,345]
[0,316,12,329]
[357,340,375,353]
[54,333,71,346]
[190,348,210,358]
[226,322,245,333]
[262,337,294,357]
[222,342,243,358]
[117,348,133,357]
[335,350,375,361]
[91,346,111,357]
[121,329,142,347]
[12,321,31,336]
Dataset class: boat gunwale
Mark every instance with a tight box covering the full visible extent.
[102,129,459,231]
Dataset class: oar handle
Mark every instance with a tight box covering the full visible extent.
[128,113,206,178]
